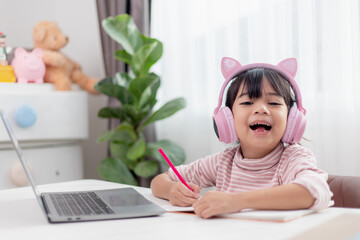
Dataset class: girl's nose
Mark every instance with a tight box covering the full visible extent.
[254,103,270,115]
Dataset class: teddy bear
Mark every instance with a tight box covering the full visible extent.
[33,21,98,93]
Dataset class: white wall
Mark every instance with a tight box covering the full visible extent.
[0,0,108,179]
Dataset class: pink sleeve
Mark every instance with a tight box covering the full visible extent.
[167,152,221,188]
[281,146,333,210]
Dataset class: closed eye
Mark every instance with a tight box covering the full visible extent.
[240,102,253,105]
[269,102,282,105]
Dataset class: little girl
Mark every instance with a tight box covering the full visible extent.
[151,57,332,219]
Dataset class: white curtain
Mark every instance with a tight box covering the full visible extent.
[151,0,360,176]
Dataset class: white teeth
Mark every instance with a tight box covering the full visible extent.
[250,123,270,127]
[250,123,272,131]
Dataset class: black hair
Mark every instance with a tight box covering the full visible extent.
[225,68,295,111]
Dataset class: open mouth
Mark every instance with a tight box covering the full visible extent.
[249,123,272,131]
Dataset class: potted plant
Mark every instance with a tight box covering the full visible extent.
[94,14,186,186]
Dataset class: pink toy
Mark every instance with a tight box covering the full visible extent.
[11,47,45,83]
[213,57,306,145]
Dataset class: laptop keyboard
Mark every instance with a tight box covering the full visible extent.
[49,192,115,216]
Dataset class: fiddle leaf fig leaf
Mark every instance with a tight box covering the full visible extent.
[115,49,132,65]
[98,107,126,120]
[95,73,131,88]
[139,76,160,109]
[95,81,135,105]
[146,140,186,166]
[129,74,160,106]
[114,72,132,88]
[110,142,137,170]
[98,157,138,185]
[111,122,137,144]
[97,130,114,143]
[140,36,163,74]
[121,104,142,124]
[134,160,158,178]
[126,136,146,161]
[102,15,142,55]
[141,97,186,130]
[132,40,162,76]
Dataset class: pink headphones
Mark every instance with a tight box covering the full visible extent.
[213,57,306,144]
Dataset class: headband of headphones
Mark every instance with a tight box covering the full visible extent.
[214,57,306,115]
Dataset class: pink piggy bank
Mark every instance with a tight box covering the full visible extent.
[11,47,45,83]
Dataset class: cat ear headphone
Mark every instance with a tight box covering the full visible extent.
[213,57,306,144]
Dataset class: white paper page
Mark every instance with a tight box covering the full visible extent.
[143,191,320,220]
[140,189,194,212]
[220,209,316,222]
[140,187,333,217]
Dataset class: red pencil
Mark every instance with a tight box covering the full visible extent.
[158,148,193,192]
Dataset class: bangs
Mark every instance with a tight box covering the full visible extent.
[240,68,265,99]
[225,68,295,110]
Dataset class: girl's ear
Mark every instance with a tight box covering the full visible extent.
[221,57,242,79]
[277,58,297,77]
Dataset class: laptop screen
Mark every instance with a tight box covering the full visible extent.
[0,110,47,216]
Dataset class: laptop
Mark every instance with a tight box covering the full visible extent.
[0,110,165,223]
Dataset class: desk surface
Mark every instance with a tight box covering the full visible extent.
[1,179,360,240]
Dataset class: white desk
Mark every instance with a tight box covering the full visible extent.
[1,179,360,240]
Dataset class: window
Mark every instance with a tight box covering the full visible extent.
[151,0,360,175]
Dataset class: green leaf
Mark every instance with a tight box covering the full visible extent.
[96,130,114,143]
[128,75,155,101]
[134,160,159,178]
[95,73,131,89]
[98,107,126,120]
[95,82,135,105]
[111,123,137,143]
[110,142,137,170]
[136,105,153,125]
[110,141,127,157]
[98,157,138,185]
[139,75,160,109]
[146,140,186,166]
[140,36,163,74]
[139,87,153,109]
[141,97,186,130]
[121,104,142,124]
[126,136,146,161]
[102,14,142,55]
[114,72,132,88]
[115,49,132,65]
[129,74,160,106]
[132,40,163,76]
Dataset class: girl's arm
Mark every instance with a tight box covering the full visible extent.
[150,172,200,207]
[193,183,314,219]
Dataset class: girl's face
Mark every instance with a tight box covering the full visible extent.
[232,77,288,159]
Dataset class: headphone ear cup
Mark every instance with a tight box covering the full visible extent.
[213,107,238,143]
[282,107,307,144]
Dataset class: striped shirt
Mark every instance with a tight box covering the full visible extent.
[168,143,333,210]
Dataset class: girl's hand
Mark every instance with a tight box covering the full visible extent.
[168,182,200,207]
[193,191,241,219]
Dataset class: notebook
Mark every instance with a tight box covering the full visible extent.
[0,110,165,223]
[149,194,316,222]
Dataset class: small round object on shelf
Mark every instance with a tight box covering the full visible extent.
[9,162,31,187]
[15,104,37,128]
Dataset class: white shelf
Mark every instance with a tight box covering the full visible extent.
[0,83,88,189]
[0,83,88,141]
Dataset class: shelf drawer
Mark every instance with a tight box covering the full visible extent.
[0,142,84,190]
[0,83,88,141]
